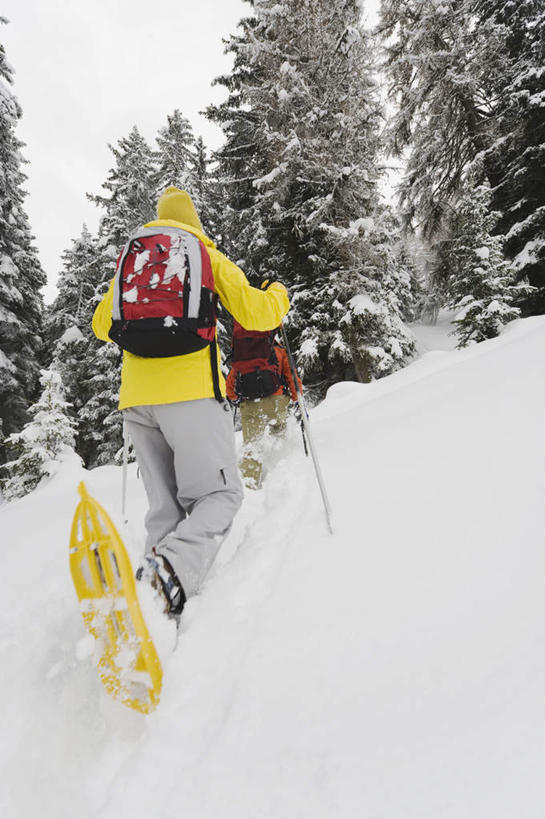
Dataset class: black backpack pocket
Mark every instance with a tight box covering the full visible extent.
[235,369,282,400]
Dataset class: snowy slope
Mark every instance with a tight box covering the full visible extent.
[1,317,545,819]
[412,308,459,355]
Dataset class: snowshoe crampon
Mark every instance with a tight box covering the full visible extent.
[69,481,162,713]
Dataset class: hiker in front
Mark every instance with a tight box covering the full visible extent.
[92,186,289,618]
[226,321,302,489]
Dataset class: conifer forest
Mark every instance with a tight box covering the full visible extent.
[1,0,544,496]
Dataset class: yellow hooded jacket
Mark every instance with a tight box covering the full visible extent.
[92,188,289,409]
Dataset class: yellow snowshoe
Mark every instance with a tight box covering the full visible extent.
[69,481,162,714]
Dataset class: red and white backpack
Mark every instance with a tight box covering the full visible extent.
[108,225,222,398]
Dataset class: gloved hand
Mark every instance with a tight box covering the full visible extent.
[291,401,303,424]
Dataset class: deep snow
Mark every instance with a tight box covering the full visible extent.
[1,316,545,819]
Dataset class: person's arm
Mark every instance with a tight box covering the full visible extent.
[278,347,302,400]
[209,247,289,330]
[225,367,238,402]
[92,278,115,342]
[92,248,290,341]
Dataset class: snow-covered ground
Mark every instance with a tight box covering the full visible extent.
[2,316,545,819]
[412,308,459,355]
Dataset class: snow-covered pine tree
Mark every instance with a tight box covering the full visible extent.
[77,289,121,469]
[50,325,88,456]
[88,126,158,248]
[189,136,223,243]
[412,235,449,325]
[2,368,77,499]
[155,109,196,193]
[473,0,545,313]
[209,0,415,392]
[46,225,103,465]
[444,180,533,347]
[330,206,417,381]
[77,339,124,467]
[379,0,496,236]
[206,5,267,271]
[81,127,158,466]
[0,19,46,462]
[155,112,220,240]
[381,0,545,316]
[45,224,100,346]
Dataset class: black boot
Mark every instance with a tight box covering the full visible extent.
[136,551,186,617]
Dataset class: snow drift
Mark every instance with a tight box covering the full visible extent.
[1,316,545,818]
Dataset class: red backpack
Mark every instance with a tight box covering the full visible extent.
[231,321,283,400]
[108,225,222,399]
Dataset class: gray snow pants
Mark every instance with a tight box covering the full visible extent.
[123,399,243,597]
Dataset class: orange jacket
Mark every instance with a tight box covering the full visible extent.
[226,345,302,402]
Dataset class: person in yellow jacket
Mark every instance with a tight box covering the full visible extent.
[92,186,289,616]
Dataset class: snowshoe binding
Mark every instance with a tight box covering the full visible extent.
[136,551,186,619]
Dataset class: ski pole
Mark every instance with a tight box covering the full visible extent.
[121,419,129,524]
[299,415,309,457]
[280,324,333,535]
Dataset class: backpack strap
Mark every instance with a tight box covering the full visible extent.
[209,338,224,403]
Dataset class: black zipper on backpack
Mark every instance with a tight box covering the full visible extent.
[183,268,191,316]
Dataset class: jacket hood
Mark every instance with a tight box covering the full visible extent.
[145,218,216,249]
[156,186,203,232]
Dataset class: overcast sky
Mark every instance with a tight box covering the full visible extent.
[3,0,380,302]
